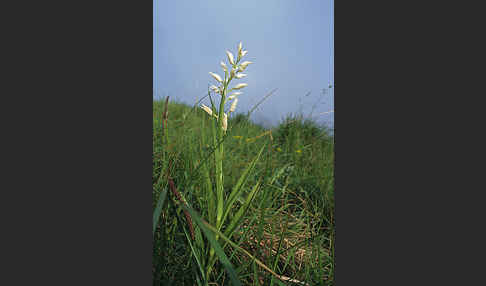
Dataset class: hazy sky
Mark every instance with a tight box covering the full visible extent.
[154,0,334,129]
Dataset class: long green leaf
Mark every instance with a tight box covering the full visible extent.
[153,185,168,236]
[269,163,292,185]
[180,204,242,286]
[221,143,266,227]
[224,179,261,239]
[191,209,307,286]
[179,212,206,283]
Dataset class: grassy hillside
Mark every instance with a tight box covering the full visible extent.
[153,98,334,285]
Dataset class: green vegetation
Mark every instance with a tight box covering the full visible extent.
[153,97,334,285]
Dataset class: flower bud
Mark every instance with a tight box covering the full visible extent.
[229,98,238,112]
[238,42,243,57]
[226,50,235,65]
[209,72,223,83]
[200,104,213,116]
[209,85,220,93]
[230,67,237,77]
[220,61,227,72]
[235,73,247,79]
[238,61,253,71]
[222,112,228,131]
[232,83,248,90]
[227,92,242,100]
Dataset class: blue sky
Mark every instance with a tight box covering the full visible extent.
[154,0,333,129]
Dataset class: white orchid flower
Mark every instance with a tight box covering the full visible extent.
[200,104,213,116]
[235,73,247,79]
[222,112,228,131]
[238,61,253,71]
[232,83,248,90]
[237,42,243,57]
[209,72,223,83]
[230,67,237,78]
[227,92,242,100]
[220,61,227,72]
[226,50,235,65]
[229,98,238,113]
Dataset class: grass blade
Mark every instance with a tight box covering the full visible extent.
[222,142,266,227]
[224,178,261,239]
[193,209,309,286]
[153,185,168,236]
[181,204,242,286]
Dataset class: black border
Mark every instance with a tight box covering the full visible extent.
[335,1,485,285]
[3,1,153,284]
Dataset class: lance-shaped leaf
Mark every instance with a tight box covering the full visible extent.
[180,204,242,286]
[221,143,266,228]
[153,185,168,236]
[224,179,261,239]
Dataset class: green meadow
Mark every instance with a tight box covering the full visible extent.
[153,96,334,285]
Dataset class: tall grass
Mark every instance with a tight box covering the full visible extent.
[153,44,334,286]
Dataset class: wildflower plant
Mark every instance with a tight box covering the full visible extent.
[195,42,266,283]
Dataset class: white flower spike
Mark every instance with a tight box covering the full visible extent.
[241,50,248,57]
[226,50,235,65]
[209,72,223,83]
[235,73,247,79]
[232,83,248,90]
